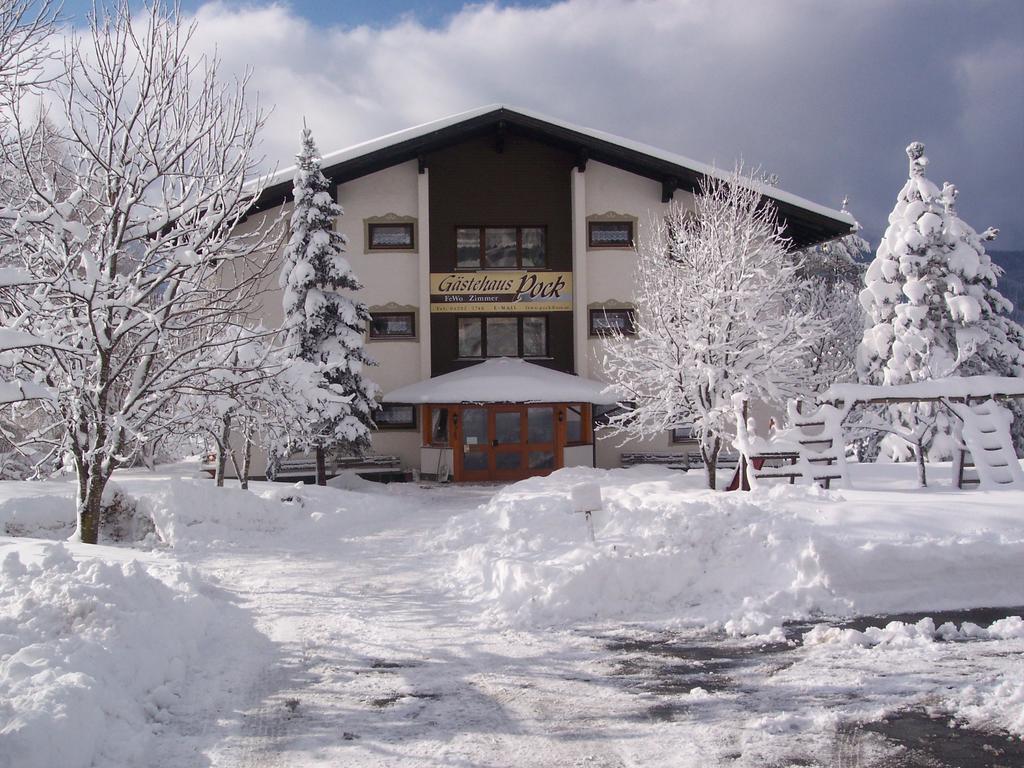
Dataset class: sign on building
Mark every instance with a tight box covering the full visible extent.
[429,271,573,313]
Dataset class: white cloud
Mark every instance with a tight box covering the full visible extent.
[175,0,1024,245]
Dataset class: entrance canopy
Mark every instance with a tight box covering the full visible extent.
[382,358,622,405]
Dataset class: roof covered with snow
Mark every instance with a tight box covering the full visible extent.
[381,358,622,405]
[253,105,855,249]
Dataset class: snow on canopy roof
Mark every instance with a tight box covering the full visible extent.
[255,104,855,232]
[382,357,622,405]
[821,376,1024,404]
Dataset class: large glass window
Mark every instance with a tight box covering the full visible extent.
[485,317,518,357]
[484,228,517,269]
[521,227,546,268]
[456,227,482,269]
[458,317,483,357]
[522,317,547,357]
[455,226,546,269]
[456,316,548,359]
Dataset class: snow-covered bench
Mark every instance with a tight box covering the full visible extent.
[619,452,739,471]
[273,454,403,482]
[620,452,691,470]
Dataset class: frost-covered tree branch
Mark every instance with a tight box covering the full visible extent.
[599,168,827,489]
[0,1,282,542]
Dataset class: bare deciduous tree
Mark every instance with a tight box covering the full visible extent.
[0,1,280,542]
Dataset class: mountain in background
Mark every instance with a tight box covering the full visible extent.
[990,250,1024,324]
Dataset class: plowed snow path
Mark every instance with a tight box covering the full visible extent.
[148,483,1023,768]
[161,485,691,768]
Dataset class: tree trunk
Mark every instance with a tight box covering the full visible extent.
[215,413,232,488]
[914,440,927,488]
[701,438,720,490]
[240,434,253,490]
[315,443,327,486]
[75,469,109,545]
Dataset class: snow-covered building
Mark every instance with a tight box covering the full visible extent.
[242,105,855,482]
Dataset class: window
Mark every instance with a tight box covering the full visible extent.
[589,308,636,337]
[485,317,518,356]
[369,312,415,339]
[565,404,591,445]
[455,226,546,269]
[425,406,450,445]
[588,220,634,248]
[368,222,414,250]
[457,315,548,358]
[671,425,694,443]
[376,403,417,430]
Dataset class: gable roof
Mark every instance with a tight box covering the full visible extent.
[254,104,855,248]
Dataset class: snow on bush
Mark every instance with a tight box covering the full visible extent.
[0,543,268,768]
[441,467,1024,634]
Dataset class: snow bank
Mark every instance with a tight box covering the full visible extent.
[947,673,1024,737]
[0,540,267,768]
[441,466,1024,634]
[803,615,1024,648]
[0,483,73,538]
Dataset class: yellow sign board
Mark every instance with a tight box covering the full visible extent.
[429,271,573,313]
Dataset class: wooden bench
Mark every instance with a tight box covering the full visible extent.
[274,454,402,481]
[620,452,692,470]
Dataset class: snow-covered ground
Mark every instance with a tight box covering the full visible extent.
[1,461,1023,767]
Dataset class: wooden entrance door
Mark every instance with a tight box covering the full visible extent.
[454,404,561,482]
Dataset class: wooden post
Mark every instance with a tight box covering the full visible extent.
[315,444,327,486]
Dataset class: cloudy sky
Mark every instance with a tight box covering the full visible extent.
[62,0,1024,248]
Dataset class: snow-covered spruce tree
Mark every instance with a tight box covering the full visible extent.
[599,168,825,489]
[0,2,279,543]
[856,142,1024,484]
[939,181,1024,450]
[278,127,377,485]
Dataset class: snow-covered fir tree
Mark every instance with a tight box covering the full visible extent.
[856,142,1024,480]
[278,126,378,484]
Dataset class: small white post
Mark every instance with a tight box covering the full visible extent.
[570,482,602,543]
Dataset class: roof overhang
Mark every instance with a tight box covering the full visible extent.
[252,105,855,249]
[382,357,623,405]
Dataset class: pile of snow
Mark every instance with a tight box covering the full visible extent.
[0,472,403,550]
[0,540,269,768]
[0,482,75,538]
[803,615,1024,648]
[947,672,1024,737]
[441,466,1024,634]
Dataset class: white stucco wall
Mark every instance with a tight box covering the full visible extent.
[563,443,595,468]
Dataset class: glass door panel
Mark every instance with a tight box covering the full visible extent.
[527,407,554,443]
[494,410,521,444]
[461,407,490,474]
[492,407,524,480]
